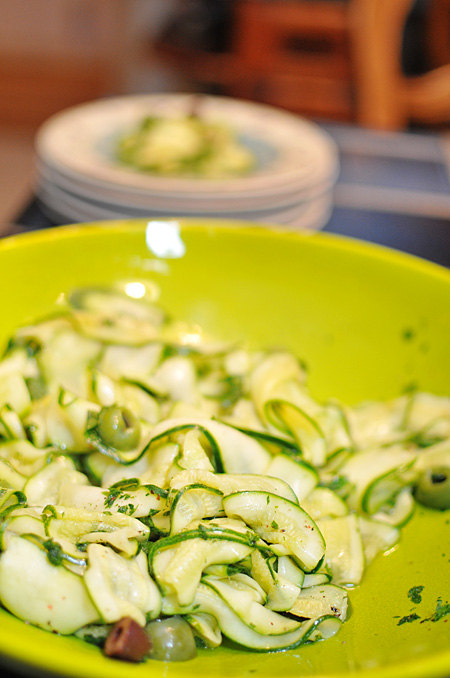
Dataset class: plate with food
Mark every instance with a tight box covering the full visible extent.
[0,218,449,678]
[34,94,339,218]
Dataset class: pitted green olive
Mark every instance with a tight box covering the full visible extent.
[98,405,141,451]
[414,466,450,510]
[145,616,197,662]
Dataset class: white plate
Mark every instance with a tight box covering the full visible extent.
[36,158,337,215]
[35,94,339,200]
[37,179,333,231]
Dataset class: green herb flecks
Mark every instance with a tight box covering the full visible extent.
[322,475,351,496]
[103,488,133,509]
[397,613,421,626]
[429,598,450,622]
[220,375,244,409]
[43,538,64,566]
[408,585,424,604]
[402,328,416,342]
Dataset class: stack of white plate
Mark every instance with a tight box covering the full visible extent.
[34,93,340,229]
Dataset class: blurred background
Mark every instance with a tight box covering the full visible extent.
[2,0,450,223]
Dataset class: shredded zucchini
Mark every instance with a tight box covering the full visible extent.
[0,283,448,661]
[116,115,255,179]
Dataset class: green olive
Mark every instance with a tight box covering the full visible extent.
[145,617,197,662]
[414,466,450,510]
[97,405,141,451]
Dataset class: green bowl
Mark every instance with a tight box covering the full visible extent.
[0,218,449,678]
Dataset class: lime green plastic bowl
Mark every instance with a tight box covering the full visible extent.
[0,218,449,678]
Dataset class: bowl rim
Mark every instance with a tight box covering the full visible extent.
[2,217,449,275]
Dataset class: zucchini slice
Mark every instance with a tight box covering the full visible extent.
[45,505,150,545]
[191,580,338,650]
[265,400,328,468]
[0,535,99,634]
[0,404,26,440]
[59,479,167,518]
[68,287,166,346]
[288,583,348,621]
[317,514,365,585]
[38,328,101,399]
[68,286,165,324]
[203,576,301,635]
[264,452,318,503]
[250,351,308,421]
[223,491,325,572]
[169,468,298,504]
[277,555,305,588]
[184,611,222,648]
[169,484,223,534]
[300,487,349,520]
[151,522,256,607]
[149,418,271,474]
[0,439,49,477]
[98,342,163,381]
[338,445,417,512]
[0,488,27,514]
[24,454,87,506]
[0,458,27,490]
[373,486,416,528]
[358,515,400,565]
[84,545,161,626]
[0,373,31,417]
[250,550,300,611]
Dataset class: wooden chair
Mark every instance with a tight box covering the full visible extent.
[231,0,354,121]
[231,0,450,129]
[350,0,450,129]
[153,0,450,130]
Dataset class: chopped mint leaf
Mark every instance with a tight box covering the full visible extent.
[397,613,420,626]
[408,586,424,604]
